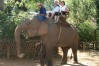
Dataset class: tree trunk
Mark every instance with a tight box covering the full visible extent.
[0,0,4,11]
[95,0,99,27]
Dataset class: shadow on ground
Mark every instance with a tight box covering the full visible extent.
[0,49,99,66]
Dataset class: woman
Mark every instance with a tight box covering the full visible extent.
[58,1,70,27]
[60,1,69,15]
[60,1,69,21]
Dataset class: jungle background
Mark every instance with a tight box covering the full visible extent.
[0,0,99,43]
[0,0,99,66]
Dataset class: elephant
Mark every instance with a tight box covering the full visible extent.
[14,18,79,66]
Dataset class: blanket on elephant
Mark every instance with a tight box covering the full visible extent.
[45,18,71,27]
[57,21,71,27]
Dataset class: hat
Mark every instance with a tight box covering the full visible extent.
[37,2,42,6]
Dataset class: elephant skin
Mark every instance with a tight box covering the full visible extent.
[14,18,79,66]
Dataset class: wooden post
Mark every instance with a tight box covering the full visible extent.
[7,44,10,59]
[93,30,96,49]
[83,42,86,50]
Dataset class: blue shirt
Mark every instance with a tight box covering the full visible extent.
[39,6,46,15]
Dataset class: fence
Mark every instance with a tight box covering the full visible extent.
[0,38,99,59]
[0,38,41,59]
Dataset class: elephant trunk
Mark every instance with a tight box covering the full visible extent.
[14,26,25,58]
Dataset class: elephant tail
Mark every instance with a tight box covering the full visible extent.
[70,53,72,59]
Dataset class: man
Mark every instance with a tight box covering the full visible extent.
[37,3,46,21]
[50,1,60,23]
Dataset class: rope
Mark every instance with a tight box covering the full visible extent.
[57,26,62,42]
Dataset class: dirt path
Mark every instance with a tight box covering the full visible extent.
[0,49,99,66]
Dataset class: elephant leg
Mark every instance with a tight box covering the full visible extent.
[61,47,70,65]
[39,45,46,66]
[71,46,78,64]
[45,47,53,66]
[53,47,59,55]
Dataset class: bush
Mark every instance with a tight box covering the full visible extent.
[0,10,29,39]
[76,21,97,42]
[0,0,31,39]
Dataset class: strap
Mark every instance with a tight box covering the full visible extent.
[54,5,60,8]
[57,26,62,42]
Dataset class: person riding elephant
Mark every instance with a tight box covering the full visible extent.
[37,3,47,21]
[50,1,60,23]
[54,1,70,27]
[60,1,69,22]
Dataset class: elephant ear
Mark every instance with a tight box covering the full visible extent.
[38,22,48,35]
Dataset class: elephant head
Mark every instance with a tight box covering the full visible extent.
[14,18,48,58]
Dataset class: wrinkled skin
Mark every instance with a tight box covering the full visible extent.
[14,18,79,66]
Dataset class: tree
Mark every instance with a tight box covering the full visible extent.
[0,0,4,11]
[95,0,99,27]
[15,0,21,3]
[15,0,27,11]
[67,0,96,23]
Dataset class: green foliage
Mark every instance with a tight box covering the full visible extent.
[96,30,99,41]
[76,21,97,42]
[44,0,54,10]
[4,0,15,14]
[0,0,98,42]
[95,0,99,27]
[65,0,97,42]
[0,0,36,39]
[0,11,28,38]
[66,0,96,23]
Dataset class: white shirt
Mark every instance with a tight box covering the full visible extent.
[52,5,60,13]
[60,5,67,12]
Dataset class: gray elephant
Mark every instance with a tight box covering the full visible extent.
[14,18,79,66]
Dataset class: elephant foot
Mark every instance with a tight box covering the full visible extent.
[40,64,44,66]
[61,61,67,65]
[73,61,78,64]
[18,53,25,58]
[47,62,53,66]
[40,62,45,66]
[47,64,53,66]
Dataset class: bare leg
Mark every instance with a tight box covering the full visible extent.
[61,47,70,65]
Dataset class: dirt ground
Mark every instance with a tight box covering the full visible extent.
[0,49,99,66]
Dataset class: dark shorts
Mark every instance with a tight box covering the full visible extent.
[54,12,60,16]
[61,11,69,15]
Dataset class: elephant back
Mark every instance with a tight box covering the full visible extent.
[45,18,71,27]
